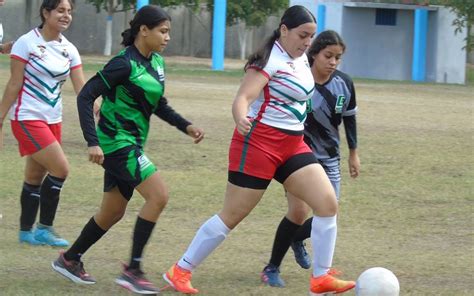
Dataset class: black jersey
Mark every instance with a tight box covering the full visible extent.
[304,70,357,160]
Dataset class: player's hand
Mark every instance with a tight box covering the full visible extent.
[348,151,360,178]
[87,145,104,165]
[0,41,13,54]
[236,117,253,136]
[186,125,204,144]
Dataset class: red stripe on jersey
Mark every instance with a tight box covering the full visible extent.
[11,55,28,63]
[247,65,270,80]
[273,78,299,93]
[70,64,82,71]
[255,84,271,122]
[276,70,297,78]
[14,78,26,120]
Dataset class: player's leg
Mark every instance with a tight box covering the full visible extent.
[290,159,341,269]
[29,141,70,246]
[261,192,310,287]
[284,163,355,294]
[19,156,46,245]
[164,179,267,294]
[115,171,167,294]
[53,185,128,285]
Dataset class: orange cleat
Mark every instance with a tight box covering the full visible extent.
[163,263,199,294]
[310,270,355,295]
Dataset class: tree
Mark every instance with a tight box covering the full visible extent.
[395,0,473,52]
[437,0,474,52]
[206,0,289,60]
[85,0,200,55]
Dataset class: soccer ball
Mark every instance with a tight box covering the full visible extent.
[355,267,400,296]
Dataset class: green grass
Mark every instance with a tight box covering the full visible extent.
[0,55,473,295]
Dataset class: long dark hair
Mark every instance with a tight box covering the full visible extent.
[39,0,74,28]
[244,5,316,71]
[307,30,346,66]
[121,5,171,46]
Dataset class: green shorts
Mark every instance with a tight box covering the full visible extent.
[102,145,157,200]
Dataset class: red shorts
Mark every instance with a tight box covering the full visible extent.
[10,120,62,156]
[228,121,311,180]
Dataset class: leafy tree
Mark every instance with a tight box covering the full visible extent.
[433,0,473,52]
[86,0,200,55]
[206,0,289,59]
[384,0,473,52]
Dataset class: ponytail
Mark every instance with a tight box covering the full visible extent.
[121,28,134,46]
[120,5,171,47]
[244,5,315,71]
[244,29,280,71]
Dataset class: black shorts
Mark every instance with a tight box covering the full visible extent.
[228,152,317,190]
[102,145,157,200]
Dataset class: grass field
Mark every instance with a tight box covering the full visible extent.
[0,54,473,296]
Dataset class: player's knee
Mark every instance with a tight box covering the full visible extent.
[287,207,308,224]
[149,191,169,211]
[49,164,69,179]
[110,208,126,224]
[313,192,338,216]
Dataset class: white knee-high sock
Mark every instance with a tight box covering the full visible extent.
[178,214,230,271]
[311,215,337,277]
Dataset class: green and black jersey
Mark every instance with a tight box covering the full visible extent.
[77,45,190,154]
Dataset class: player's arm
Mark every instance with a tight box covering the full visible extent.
[153,97,204,143]
[70,66,85,95]
[232,68,269,135]
[343,115,359,178]
[0,58,26,127]
[77,75,108,164]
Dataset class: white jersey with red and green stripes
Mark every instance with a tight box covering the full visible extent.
[248,41,315,131]
[8,28,81,124]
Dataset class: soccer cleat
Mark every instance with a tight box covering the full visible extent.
[115,265,160,295]
[163,263,198,294]
[34,226,69,247]
[261,264,285,287]
[291,240,311,269]
[19,230,45,245]
[52,251,96,284]
[310,271,355,295]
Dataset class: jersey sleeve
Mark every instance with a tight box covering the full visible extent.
[342,76,357,117]
[10,34,30,63]
[77,75,110,147]
[258,53,279,80]
[69,44,82,70]
[97,55,131,90]
[153,96,191,134]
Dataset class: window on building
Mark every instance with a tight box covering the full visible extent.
[375,9,397,26]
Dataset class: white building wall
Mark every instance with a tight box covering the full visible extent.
[432,6,466,84]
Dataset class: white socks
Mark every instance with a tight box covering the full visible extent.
[311,215,337,277]
[178,214,230,271]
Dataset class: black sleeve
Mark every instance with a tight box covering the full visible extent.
[97,55,131,90]
[343,115,357,149]
[77,75,109,147]
[77,56,131,147]
[347,78,357,112]
[153,96,191,134]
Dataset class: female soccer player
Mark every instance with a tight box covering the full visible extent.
[262,30,360,288]
[0,0,84,247]
[163,7,355,295]
[51,5,204,294]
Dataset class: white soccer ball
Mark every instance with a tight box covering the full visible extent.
[355,267,400,296]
